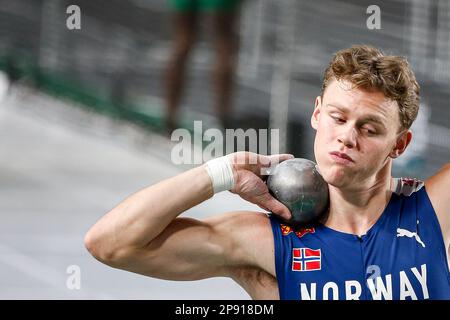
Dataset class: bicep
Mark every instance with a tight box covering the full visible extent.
[425,163,450,245]
[113,212,275,281]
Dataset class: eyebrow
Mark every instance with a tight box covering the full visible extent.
[326,103,387,128]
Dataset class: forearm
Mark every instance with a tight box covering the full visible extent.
[85,165,214,253]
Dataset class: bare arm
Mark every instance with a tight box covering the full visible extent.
[84,165,213,263]
[84,152,292,280]
[425,162,450,248]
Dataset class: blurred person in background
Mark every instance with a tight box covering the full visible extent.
[165,0,242,134]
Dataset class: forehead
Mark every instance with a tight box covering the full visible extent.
[323,79,399,122]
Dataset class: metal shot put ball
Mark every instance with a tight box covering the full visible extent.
[267,158,329,227]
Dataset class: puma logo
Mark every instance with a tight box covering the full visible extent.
[397,228,426,248]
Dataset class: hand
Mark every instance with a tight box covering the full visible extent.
[227,151,294,220]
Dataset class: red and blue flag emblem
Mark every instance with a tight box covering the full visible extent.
[280,224,315,238]
[292,248,322,271]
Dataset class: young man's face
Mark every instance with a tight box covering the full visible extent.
[311,79,411,189]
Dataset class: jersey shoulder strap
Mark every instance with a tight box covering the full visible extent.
[391,177,424,196]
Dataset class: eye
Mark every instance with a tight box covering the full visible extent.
[332,116,345,123]
[362,127,377,135]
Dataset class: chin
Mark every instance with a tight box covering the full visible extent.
[319,162,350,187]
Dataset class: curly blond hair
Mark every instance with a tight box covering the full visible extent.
[321,45,420,130]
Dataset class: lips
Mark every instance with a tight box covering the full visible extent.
[329,151,354,163]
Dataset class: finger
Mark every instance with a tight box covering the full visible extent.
[258,153,294,176]
[259,153,294,167]
[257,193,292,221]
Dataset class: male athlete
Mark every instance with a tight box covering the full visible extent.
[85,45,450,300]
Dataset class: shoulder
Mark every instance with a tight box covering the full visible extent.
[205,211,276,277]
[209,211,275,249]
[424,163,450,246]
[206,211,273,239]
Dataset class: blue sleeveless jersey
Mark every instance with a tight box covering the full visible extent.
[270,187,450,300]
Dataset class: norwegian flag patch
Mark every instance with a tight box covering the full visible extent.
[292,248,322,272]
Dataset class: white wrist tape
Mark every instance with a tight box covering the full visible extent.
[204,156,235,193]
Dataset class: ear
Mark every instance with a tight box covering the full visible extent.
[389,130,412,159]
[311,96,322,130]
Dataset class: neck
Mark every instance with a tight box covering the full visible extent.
[322,164,393,237]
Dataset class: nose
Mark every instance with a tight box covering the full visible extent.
[337,126,357,148]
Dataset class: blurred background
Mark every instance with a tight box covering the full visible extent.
[0,0,449,299]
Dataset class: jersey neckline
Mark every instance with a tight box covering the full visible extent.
[316,191,399,242]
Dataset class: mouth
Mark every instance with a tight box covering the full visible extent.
[329,151,354,165]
